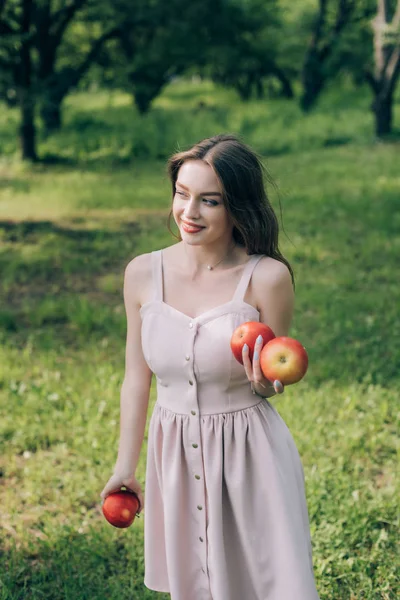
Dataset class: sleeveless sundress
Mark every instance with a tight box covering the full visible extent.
[140,249,320,600]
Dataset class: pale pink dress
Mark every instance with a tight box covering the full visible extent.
[140,249,320,600]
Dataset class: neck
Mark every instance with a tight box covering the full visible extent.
[182,240,237,274]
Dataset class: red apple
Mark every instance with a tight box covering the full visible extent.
[102,489,140,528]
[230,321,276,364]
[259,336,308,385]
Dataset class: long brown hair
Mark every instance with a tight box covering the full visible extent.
[166,133,294,287]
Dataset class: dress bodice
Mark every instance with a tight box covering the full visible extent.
[140,249,265,414]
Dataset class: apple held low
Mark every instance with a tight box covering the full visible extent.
[102,489,141,529]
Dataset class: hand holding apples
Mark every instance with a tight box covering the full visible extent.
[230,321,275,363]
[230,321,284,395]
[230,321,309,393]
[244,334,285,395]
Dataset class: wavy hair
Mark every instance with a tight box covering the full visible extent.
[166,133,294,287]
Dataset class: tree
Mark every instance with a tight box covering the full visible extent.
[0,0,37,160]
[366,0,400,135]
[109,0,224,114]
[206,0,293,101]
[300,0,360,111]
[35,1,118,134]
[0,0,118,159]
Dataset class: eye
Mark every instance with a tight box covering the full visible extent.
[203,199,218,206]
[175,190,188,197]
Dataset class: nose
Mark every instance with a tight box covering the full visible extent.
[183,197,201,220]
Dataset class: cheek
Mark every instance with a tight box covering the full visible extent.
[172,200,187,229]
[216,210,231,229]
[172,196,184,212]
[171,198,180,218]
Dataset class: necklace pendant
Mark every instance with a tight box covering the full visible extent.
[207,265,213,270]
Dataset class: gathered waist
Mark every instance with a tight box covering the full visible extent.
[155,398,267,417]
[155,381,269,416]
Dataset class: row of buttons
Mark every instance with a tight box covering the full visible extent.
[188,322,206,556]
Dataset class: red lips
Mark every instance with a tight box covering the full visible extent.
[181,220,205,233]
[182,220,204,229]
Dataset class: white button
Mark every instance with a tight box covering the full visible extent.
[195,474,201,480]
[191,410,196,416]
[189,322,193,329]
[197,505,203,510]
[192,443,198,448]
[185,355,190,361]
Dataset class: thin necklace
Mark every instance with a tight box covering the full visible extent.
[184,241,236,271]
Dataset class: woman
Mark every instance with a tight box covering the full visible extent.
[101,134,320,600]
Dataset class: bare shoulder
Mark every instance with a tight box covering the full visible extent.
[252,256,295,337]
[253,255,293,289]
[124,252,153,308]
[125,252,152,279]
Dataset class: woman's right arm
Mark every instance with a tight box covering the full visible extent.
[100,255,153,507]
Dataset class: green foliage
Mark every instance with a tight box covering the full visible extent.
[97,0,266,112]
[0,79,399,599]
[204,0,289,100]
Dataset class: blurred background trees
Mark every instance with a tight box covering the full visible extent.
[0,0,399,160]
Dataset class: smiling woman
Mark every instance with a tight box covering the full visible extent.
[172,160,234,259]
[166,135,295,282]
[100,133,320,600]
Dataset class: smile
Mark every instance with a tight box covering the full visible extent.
[181,221,205,233]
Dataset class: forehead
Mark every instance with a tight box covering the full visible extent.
[177,160,221,192]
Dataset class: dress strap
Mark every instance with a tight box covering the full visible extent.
[232,254,264,303]
[151,250,163,302]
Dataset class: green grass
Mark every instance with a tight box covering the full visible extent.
[0,77,399,599]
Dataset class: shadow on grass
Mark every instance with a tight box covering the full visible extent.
[1,530,169,600]
[0,219,140,242]
[0,178,31,193]
[0,218,145,345]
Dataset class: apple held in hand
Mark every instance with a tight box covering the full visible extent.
[102,489,140,528]
[231,321,276,364]
[260,336,308,385]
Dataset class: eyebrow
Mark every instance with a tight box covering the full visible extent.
[176,181,222,197]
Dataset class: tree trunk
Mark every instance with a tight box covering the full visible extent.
[367,0,400,137]
[20,89,37,161]
[19,0,37,161]
[300,0,354,111]
[272,66,294,99]
[372,92,393,136]
[300,59,325,111]
[256,78,264,99]
[40,94,62,134]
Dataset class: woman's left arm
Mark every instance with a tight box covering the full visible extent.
[242,258,295,398]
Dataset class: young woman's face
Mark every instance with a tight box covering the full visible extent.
[172,160,233,244]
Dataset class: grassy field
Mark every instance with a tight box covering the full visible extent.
[0,78,399,599]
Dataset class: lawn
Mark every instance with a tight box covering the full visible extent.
[0,77,399,599]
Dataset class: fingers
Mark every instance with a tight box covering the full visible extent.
[136,492,144,514]
[242,335,265,386]
[124,483,144,513]
[100,474,144,514]
[242,337,285,396]
[252,335,265,387]
[242,343,253,381]
[100,474,124,501]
